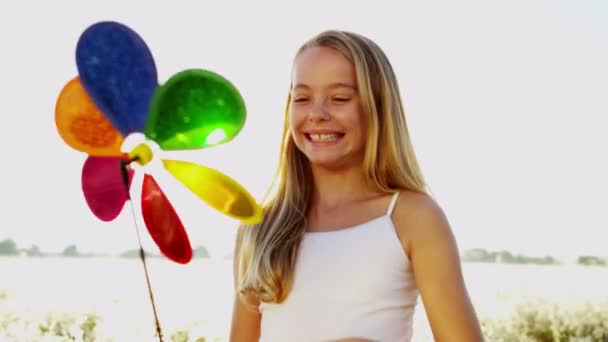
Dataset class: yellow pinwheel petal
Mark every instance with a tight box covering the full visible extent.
[162,159,262,225]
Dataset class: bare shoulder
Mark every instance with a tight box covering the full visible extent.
[391,190,452,259]
[392,191,484,340]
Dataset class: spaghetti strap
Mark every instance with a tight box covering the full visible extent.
[386,192,400,216]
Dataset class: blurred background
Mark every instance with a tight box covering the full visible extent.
[1,0,606,340]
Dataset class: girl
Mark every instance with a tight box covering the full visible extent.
[230,30,483,342]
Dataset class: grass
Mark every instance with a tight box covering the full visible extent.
[0,310,221,341]
[1,299,607,341]
[480,298,608,342]
[2,260,607,341]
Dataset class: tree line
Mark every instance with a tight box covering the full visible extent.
[1,239,606,266]
[0,238,210,259]
[460,247,607,266]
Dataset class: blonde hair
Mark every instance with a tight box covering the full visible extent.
[236,30,428,304]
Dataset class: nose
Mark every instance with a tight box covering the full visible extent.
[308,99,330,122]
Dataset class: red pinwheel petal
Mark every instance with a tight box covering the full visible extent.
[141,174,192,264]
[82,156,133,222]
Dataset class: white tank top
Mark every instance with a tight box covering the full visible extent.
[259,192,419,342]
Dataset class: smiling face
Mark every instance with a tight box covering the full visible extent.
[289,46,367,171]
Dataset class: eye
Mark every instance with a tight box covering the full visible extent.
[293,96,309,103]
[332,97,351,103]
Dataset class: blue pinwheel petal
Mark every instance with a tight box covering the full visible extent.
[76,21,158,136]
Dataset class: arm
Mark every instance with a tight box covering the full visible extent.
[229,226,261,342]
[393,192,484,342]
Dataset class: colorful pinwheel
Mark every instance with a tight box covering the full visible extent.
[55,21,263,264]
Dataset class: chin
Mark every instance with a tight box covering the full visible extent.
[306,154,361,171]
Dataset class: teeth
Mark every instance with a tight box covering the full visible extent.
[309,134,340,142]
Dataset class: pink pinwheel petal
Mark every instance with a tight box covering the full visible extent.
[81,156,133,222]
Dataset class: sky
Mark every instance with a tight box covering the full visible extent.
[0,0,606,260]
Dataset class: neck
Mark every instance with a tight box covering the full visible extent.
[309,164,380,211]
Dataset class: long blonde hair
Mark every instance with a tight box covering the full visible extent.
[236,30,428,304]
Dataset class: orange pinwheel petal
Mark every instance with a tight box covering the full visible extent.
[55,77,124,156]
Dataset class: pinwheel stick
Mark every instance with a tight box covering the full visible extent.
[120,157,164,342]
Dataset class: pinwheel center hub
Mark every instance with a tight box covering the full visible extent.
[128,143,154,166]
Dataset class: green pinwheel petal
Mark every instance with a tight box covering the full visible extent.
[145,69,246,150]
